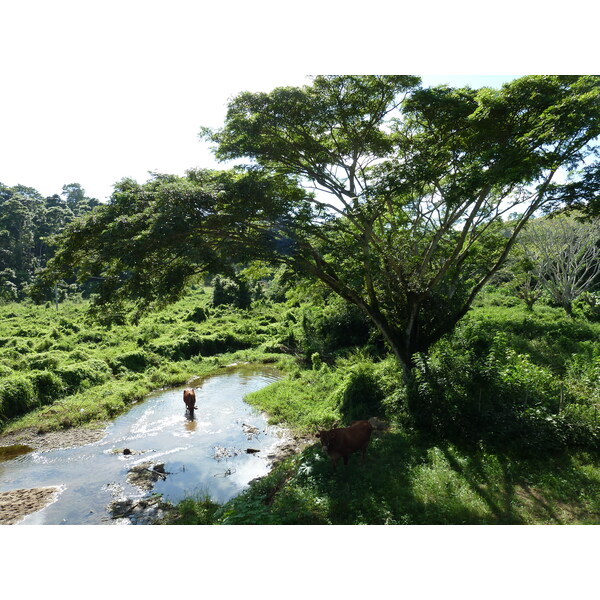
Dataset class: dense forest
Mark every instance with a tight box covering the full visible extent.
[0,181,100,302]
[1,75,600,525]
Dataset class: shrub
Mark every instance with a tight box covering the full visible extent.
[76,330,106,344]
[212,276,251,309]
[298,296,377,358]
[411,331,599,452]
[150,332,252,360]
[29,370,65,404]
[573,292,600,322]
[110,350,158,373]
[185,306,208,323]
[311,352,322,370]
[56,359,112,393]
[0,374,36,420]
[23,351,63,371]
[336,362,385,423]
[172,494,220,525]
[0,364,13,377]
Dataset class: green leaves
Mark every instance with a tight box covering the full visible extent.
[41,169,309,321]
[205,76,421,195]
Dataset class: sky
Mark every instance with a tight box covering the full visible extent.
[1,1,596,204]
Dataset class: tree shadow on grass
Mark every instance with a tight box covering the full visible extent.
[270,431,600,525]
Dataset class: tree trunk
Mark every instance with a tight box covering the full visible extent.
[563,300,573,317]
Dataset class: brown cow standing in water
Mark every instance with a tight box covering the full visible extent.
[183,389,197,414]
[316,420,374,470]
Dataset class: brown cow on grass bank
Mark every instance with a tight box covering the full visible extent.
[316,420,374,470]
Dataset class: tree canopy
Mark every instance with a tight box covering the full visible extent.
[42,75,600,374]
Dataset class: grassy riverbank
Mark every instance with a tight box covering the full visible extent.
[172,433,600,525]
[168,355,600,525]
[0,287,293,435]
[163,289,600,525]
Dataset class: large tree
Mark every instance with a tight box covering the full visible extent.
[203,75,600,373]
[42,76,600,376]
[38,169,309,320]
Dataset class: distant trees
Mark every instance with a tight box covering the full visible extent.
[0,181,99,300]
[516,214,600,315]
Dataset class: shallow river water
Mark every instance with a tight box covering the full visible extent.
[0,366,284,524]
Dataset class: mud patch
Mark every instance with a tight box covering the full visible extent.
[265,433,314,466]
[0,444,34,462]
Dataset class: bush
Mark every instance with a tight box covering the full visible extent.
[0,374,36,420]
[29,370,65,404]
[150,332,252,360]
[110,350,158,373]
[297,296,378,358]
[56,359,112,393]
[336,363,385,423]
[573,292,600,322]
[185,306,208,323]
[23,351,63,371]
[172,494,220,525]
[212,276,251,309]
[0,364,13,377]
[411,332,599,451]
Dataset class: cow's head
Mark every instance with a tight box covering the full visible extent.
[316,429,337,450]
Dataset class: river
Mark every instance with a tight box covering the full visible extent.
[0,365,285,524]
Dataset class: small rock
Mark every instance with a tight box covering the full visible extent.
[127,462,167,490]
[123,448,132,455]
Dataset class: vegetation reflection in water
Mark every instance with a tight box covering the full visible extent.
[0,366,283,524]
[0,444,35,462]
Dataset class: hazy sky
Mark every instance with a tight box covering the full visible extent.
[0,1,594,202]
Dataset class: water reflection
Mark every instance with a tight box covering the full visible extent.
[0,445,34,462]
[184,419,198,434]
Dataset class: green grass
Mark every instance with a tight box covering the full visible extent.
[166,291,600,526]
[3,284,600,525]
[168,428,600,525]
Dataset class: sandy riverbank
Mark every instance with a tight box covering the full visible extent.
[0,424,108,524]
[0,486,64,525]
